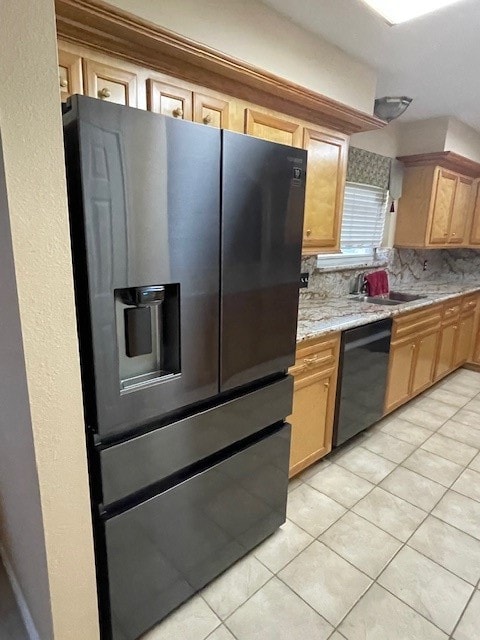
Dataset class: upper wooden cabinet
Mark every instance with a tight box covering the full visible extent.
[83,59,137,106]
[245,109,302,147]
[193,93,229,129]
[58,48,82,102]
[468,180,480,244]
[147,80,193,120]
[395,155,476,248]
[302,127,348,253]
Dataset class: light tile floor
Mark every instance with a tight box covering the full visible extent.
[2,370,480,640]
[142,368,480,640]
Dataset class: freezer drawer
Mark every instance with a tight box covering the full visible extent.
[99,375,293,506]
[103,423,291,640]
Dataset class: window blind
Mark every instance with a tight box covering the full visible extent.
[341,182,389,250]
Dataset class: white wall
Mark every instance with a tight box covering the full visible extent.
[397,117,449,156]
[108,0,377,113]
[0,1,99,638]
[350,121,400,158]
[445,117,480,163]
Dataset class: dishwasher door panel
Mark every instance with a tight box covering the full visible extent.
[334,319,392,447]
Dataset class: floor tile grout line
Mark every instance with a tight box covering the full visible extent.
[448,573,480,639]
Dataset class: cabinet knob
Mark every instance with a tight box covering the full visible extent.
[59,77,68,88]
[203,113,212,124]
[411,344,416,350]
[306,229,312,237]
[172,107,183,118]
[324,381,330,389]
[454,325,458,330]
[99,87,111,99]
[452,232,457,237]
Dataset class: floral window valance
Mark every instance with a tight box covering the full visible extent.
[346,147,392,190]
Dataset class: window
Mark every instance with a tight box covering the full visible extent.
[317,182,389,268]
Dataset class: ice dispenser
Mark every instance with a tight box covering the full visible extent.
[115,284,180,391]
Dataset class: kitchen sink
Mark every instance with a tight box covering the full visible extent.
[384,291,427,302]
[350,296,403,306]
[350,291,428,306]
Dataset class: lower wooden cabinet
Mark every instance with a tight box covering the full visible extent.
[435,320,458,380]
[288,334,340,477]
[455,311,476,367]
[385,338,416,411]
[385,306,442,414]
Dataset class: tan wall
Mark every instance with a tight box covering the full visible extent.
[0,1,99,638]
[107,0,377,113]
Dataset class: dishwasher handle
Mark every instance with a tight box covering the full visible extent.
[344,329,392,352]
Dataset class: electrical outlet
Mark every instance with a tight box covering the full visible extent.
[300,272,309,288]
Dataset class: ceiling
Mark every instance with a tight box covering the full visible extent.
[261,0,480,131]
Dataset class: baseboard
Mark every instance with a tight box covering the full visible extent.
[0,545,41,640]
[463,363,480,373]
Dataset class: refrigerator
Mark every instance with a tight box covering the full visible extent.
[63,95,306,640]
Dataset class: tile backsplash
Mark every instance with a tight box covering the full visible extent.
[301,248,480,298]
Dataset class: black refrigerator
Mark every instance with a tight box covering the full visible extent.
[63,95,306,640]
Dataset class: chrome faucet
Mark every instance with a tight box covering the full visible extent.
[350,272,367,295]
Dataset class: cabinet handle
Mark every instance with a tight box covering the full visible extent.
[304,356,321,365]
[468,301,476,307]
[99,87,111,99]
[306,229,312,237]
[59,77,68,88]
[172,107,183,118]
[203,113,212,124]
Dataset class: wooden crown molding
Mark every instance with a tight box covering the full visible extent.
[397,151,480,178]
[55,0,385,135]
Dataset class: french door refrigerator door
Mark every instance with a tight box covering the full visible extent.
[220,131,306,391]
[64,96,221,440]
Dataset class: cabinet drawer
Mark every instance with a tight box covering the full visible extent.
[443,300,461,320]
[393,305,442,340]
[290,334,340,377]
[462,294,478,314]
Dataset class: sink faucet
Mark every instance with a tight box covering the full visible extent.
[350,273,367,295]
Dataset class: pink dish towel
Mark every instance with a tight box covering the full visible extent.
[365,270,389,297]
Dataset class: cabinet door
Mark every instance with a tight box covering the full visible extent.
[454,312,475,367]
[429,169,456,244]
[302,128,348,253]
[193,93,229,128]
[58,48,82,102]
[83,59,137,106]
[385,339,416,413]
[449,176,473,244]
[245,109,302,147]
[411,330,439,395]
[435,322,458,380]
[288,368,336,477]
[147,80,193,119]
[469,181,480,245]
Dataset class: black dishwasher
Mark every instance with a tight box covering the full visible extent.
[333,318,392,447]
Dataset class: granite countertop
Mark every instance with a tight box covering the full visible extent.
[297,280,480,342]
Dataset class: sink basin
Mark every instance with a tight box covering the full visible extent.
[350,291,427,306]
[384,291,427,302]
[350,295,402,306]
